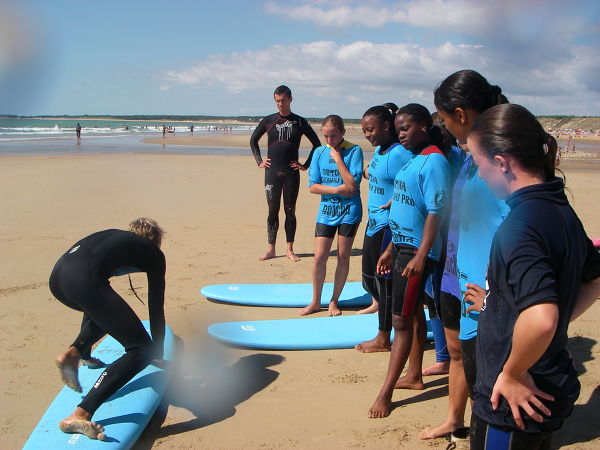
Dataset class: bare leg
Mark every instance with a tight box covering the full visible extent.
[286,241,300,262]
[394,309,427,390]
[259,243,277,261]
[56,346,83,392]
[355,330,391,353]
[368,314,413,418]
[299,236,333,316]
[327,234,355,316]
[356,297,379,315]
[419,328,468,440]
[59,407,106,440]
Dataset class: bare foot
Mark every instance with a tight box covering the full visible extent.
[328,302,341,316]
[355,335,391,353]
[394,374,424,390]
[367,395,392,418]
[419,419,463,440]
[55,361,82,393]
[422,360,450,376]
[82,357,106,368]
[59,418,106,440]
[286,251,300,262]
[356,302,378,315]
[259,248,276,261]
[299,302,321,316]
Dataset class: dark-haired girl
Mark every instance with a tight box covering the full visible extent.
[355,104,413,352]
[467,103,600,449]
[420,70,510,440]
[299,115,363,316]
[368,104,451,418]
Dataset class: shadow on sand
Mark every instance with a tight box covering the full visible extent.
[552,336,599,449]
[132,336,284,449]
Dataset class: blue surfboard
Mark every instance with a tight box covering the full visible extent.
[23,322,175,450]
[201,282,371,307]
[207,311,433,350]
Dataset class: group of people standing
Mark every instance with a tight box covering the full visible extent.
[50,72,599,448]
[250,75,600,449]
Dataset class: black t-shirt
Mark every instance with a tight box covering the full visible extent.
[473,179,600,433]
[250,112,321,169]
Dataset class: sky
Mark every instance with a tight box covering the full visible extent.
[1,0,599,118]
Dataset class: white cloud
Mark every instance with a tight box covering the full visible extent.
[158,85,172,91]
[159,1,600,115]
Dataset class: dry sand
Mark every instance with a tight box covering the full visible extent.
[1,136,599,449]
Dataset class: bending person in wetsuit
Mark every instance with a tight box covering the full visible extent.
[51,218,166,440]
[250,85,321,262]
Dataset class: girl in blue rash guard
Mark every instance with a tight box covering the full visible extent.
[368,104,451,419]
[299,115,363,317]
[355,104,413,353]
[468,104,600,450]
[420,70,511,441]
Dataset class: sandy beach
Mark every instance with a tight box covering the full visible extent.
[1,134,599,449]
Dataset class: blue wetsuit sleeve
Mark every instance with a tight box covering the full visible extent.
[348,146,364,184]
[421,155,450,216]
[308,147,324,187]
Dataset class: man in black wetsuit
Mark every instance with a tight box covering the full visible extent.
[250,85,321,261]
[51,218,166,440]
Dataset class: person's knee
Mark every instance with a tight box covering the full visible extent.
[392,314,412,333]
[267,205,280,220]
[283,205,296,219]
[445,333,462,360]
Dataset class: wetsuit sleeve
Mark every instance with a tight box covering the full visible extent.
[308,147,323,187]
[421,154,450,216]
[250,118,269,166]
[348,146,364,184]
[146,247,167,359]
[301,119,322,169]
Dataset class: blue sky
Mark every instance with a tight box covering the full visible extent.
[1,0,599,117]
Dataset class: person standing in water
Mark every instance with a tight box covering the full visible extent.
[51,218,166,440]
[250,85,322,262]
[299,115,363,316]
[76,123,82,144]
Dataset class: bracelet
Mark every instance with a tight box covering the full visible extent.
[385,248,392,253]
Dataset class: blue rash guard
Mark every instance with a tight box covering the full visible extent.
[308,140,363,226]
[456,156,510,340]
[388,145,450,260]
[366,143,413,237]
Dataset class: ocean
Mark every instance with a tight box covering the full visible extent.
[0,118,256,156]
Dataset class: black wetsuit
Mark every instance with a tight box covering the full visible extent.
[250,112,321,244]
[49,229,166,415]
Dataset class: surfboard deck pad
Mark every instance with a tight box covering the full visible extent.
[23,321,175,450]
[208,312,433,350]
[201,282,371,308]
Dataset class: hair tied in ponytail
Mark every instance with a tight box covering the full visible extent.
[543,132,551,154]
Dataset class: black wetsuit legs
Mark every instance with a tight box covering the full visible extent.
[361,228,393,332]
[50,261,154,415]
[265,168,300,244]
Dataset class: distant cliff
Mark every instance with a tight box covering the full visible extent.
[537,116,600,131]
